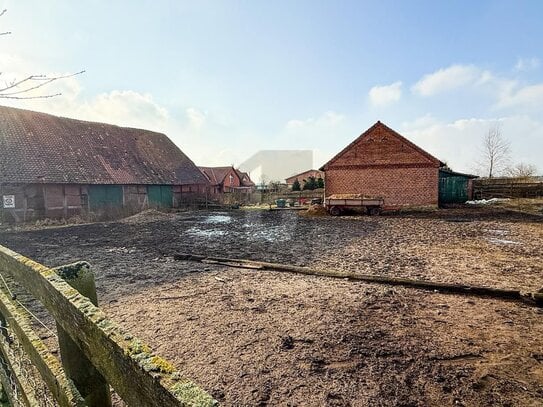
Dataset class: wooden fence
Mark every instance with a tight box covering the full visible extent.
[0,245,216,407]
[473,177,543,199]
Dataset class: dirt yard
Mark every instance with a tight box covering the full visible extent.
[1,206,542,406]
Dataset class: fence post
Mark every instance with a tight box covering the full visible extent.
[55,262,112,407]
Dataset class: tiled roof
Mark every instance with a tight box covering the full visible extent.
[0,106,209,185]
[198,166,256,188]
[285,169,323,183]
[235,170,255,187]
[198,166,233,185]
[321,121,444,171]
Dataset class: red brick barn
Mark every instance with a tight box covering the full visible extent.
[321,121,445,208]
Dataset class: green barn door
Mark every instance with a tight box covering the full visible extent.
[147,185,173,208]
[88,185,123,209]
[439,177,468,204]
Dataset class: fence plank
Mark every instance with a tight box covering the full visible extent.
[54,262,111,407]
[0,245,216,407]
[0,332,38,406]
[0,286,86,407]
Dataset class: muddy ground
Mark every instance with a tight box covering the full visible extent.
[0,206,542,406]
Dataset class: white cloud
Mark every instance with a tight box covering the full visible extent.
[412,65,480,96]
[78,90,169,130]
[496,82,543,110]
[368,81,402,106]
[0,59,171,132]
[401,115,543,175]
[185,107,206,130]
[514,57,540,72]
[286,110,345,131]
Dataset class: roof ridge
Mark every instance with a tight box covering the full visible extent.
[321,121,443,170]
[0,104,165,135]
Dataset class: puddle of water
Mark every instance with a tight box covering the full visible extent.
[186,227,227,237]
[204,215,232,224]
[487,238,520,245]
[246,224,296,242]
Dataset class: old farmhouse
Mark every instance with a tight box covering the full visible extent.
[321,121,475,208]
[0,106,209,222]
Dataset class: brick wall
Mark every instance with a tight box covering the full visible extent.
[325,167,439,206]
[324,123,440,207]
[222,168,242,192]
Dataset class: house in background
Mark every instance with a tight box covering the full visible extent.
[285,169,324,189]
[238,150,313,185]
[198,166,255,195]
[321,121,475,208]
[0,106,209,222]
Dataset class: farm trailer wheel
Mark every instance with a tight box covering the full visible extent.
[329,206,342,216]
[367,206,382,216]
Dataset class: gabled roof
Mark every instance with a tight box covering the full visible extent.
[0,105,209,185]
[285,169,323,183]
[320,121,444,170]
[198,166,237,186]
[235,170,255,187]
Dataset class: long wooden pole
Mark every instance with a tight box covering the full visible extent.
[173,253,542,306]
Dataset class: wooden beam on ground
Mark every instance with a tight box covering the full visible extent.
[0,245,216,407]
[174,253,539,306]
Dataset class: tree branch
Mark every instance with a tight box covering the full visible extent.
[0,93,62,100]
[0,71,85,100]
[0,70,85,95]
[1,9,85,100]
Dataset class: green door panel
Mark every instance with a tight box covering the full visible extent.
[147,185,173,208]
[439,177,468,204]
[88,185,123,209]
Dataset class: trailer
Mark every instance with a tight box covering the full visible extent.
[325,195,384,216]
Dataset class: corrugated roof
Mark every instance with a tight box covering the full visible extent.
[0,105,209,185]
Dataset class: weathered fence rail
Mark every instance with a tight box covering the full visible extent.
[473,177,543,199]
[0,245,216,407]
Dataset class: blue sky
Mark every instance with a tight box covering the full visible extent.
[1,0,542,177]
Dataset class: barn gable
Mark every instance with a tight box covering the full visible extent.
[322,121,443,170]
[320,121,446,207]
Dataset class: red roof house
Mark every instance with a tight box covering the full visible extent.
[198,166,255,194]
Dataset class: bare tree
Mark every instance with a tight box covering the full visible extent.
[0,9,84,100]
[505,162,538,178]
[478,124,511,178]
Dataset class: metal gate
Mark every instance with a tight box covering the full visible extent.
[439,176,468,204]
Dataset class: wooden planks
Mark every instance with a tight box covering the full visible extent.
[0,245,216,407]
[0,285,86,407]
